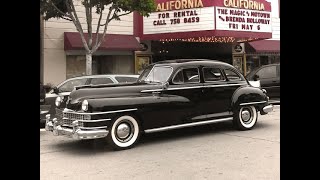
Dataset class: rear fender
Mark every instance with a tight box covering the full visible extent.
[231,86,268,111]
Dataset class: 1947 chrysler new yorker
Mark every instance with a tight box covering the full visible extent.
[45,59,273,150]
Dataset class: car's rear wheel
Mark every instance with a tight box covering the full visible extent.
[107,115,140,150]
[233,106,258,130]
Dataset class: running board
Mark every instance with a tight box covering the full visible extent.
[144,117,233,134]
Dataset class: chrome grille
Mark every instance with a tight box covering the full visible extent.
[55,108,88,127]
[64,113,90,121]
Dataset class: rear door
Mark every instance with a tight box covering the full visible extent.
[200,66,232,119]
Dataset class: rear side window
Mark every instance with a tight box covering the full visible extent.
[257,66,277,79]
[224,69,243,81]
[90,78,114,85]
[203,68,225,82]
[172,68,199,84]
[115,77,138,83]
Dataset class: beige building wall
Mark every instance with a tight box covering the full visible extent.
[43,2,134,86]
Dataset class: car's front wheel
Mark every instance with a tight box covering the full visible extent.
[233,106,258,130]
[107,115,141,150]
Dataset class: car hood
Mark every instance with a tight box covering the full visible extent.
[68,82,162,104]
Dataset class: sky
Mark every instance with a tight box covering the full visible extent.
[266,0,279,18]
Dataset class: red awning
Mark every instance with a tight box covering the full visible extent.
[248,40,280,53]
[64,32,142,51]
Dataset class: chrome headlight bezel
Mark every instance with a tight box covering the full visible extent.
[55,96,62,107]
[81,100,89,111]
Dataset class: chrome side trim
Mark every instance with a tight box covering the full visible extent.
[141,89,163,93]
[168,86,204,91]
[144,117,233,133]
[192,111,233,120]
[80,126,108,130]
[62,108,138,115]
[240,101,267,106]
[62,117,111,122]
[141,83,247,93]
[205,83,247,88]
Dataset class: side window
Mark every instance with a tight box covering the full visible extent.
[115,77,138,83]
[256,66,277,79]
[203,67,225,82]
[90,78,114,85]
[59,79,87,92]
[172,68,199,84]
[224,69,242,81]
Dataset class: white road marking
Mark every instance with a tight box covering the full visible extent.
[40,129,46,132]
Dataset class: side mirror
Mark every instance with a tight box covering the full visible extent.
[162,82,169,90]
[253,74,259,81]
[53,87,60,94]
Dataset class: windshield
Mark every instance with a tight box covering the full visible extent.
[138,65,173,83]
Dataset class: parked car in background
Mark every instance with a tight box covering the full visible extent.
[46,59,273,150]
[246,64,280,102]
[40,74,139,124]
[40,82,46,105]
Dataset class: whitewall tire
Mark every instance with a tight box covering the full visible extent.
[107,115,140,150]
[233,106,258,130]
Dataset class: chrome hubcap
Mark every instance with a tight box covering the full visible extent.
[241,110,251,122]
[116,123,131,139]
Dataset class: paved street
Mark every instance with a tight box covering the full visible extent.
[40,106,280,180]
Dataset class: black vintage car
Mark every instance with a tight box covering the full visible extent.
[46,59,273,150]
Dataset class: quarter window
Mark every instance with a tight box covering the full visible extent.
[257,66,277,79]
[203,68,225,82]
[173,68,199,84]
[224,69,242,81]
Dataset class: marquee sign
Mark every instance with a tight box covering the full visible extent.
[134,0,272,41]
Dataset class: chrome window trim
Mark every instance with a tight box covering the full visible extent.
[144,117,233,133]
[62,108,138,115]
[240,101,267,106]
[140,83,247,93]
[224,68,244,81]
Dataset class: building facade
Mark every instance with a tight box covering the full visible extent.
[40,0,280,85]
[41,2,143,86]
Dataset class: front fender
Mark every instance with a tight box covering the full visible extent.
[87,94,168,112]
[231,86,268,109]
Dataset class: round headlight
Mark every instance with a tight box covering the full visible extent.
[81,100,89,111]
[55,96,62,107]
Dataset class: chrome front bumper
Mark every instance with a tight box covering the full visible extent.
[45,115,109,140]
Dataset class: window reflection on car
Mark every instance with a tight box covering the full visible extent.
[139,66,173,83]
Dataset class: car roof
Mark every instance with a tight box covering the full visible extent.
[67,74,139,80]
[152,59,235,69]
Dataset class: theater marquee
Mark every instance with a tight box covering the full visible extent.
[134,0,272,41]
